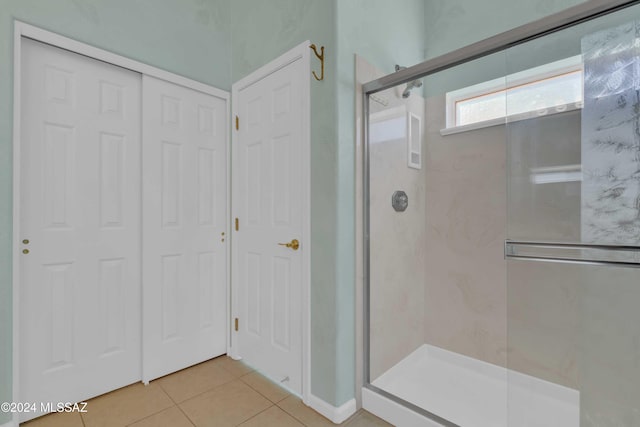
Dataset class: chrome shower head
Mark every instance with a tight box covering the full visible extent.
[395,64,422,98]
[402,79,423,98]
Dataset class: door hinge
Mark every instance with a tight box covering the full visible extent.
[235,217,239,231]
[235,115,239,131]
[234,318,239,331]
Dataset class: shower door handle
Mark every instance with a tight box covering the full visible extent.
[505,240,640,267]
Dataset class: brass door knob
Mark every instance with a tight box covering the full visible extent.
[278,239,300,251]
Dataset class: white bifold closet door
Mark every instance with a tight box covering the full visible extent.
[20,38,142,420]
[142,75,228,382]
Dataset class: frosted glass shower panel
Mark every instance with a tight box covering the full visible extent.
[507,8,640,245]
[581,21,640,245]
[506,4,640,426]
[507,259,640,426]
[507,111,582,242]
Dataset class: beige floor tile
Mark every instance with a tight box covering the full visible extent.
[344,410,393,427]
[127,406,194,427]
[179,380,272,427]
[277,396,335,427]
[238,405,304,427]
[81,382,174,427]
[240,371,290,403]
[21,411,84,427]
[211,356,254,377]
[156,359,237,403]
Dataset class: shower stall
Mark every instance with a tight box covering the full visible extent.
[361,1,640,426]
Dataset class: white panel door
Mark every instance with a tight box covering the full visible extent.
[20,38,142,421]
[233,57,304,394]
[142,76,228,381]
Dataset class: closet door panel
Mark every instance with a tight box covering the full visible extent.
[142,76,228,381]
[19,38,142,422]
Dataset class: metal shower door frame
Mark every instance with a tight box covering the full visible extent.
[361,1,640,425]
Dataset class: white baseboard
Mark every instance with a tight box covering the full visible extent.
[305,394,357,424]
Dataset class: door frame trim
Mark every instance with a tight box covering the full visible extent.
[229,40,312,404]
[12,21,230,425]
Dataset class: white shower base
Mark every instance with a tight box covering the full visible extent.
[365,344,579,427]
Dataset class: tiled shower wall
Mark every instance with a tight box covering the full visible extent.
[367,66,427,380]
[423,95,508,367]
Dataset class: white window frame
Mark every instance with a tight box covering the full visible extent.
[441,55,584,136]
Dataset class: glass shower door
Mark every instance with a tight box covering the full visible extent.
[365,47,508,426]
[506,3,640,425]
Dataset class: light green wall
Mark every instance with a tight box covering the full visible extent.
[0,1,231,423]
[230,0,427,407]
[422,0,591,97]
[0,0,600,420]
[232,0,427,407]
[423,0,589,59]
[334,0,427,406]
[337,0,427,76]
[230,0,342,406]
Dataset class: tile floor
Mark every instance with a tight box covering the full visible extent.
[22,355,392,427]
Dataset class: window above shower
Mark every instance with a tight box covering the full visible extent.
[441,55,583,135]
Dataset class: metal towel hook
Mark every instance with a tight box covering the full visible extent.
[309,44,325,81]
